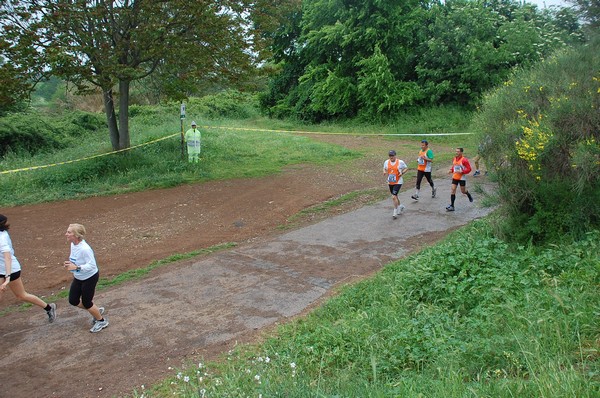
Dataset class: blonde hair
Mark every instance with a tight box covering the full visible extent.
[68,223,86,240]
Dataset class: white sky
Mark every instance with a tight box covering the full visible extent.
[525,0,570,8]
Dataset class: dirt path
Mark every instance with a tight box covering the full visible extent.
[0,135,493,397]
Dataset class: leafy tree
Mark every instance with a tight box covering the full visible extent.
[261,0,425,121]
[416,0,583,106]
[568,0,600,30]
[357,45,423,120]
[257,0,305,118]
[0,63,30,114]
[0,0,267,150]
[261,0,584,120]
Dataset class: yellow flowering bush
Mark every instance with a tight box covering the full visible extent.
[515,114,552,179]
[472,37,599,243]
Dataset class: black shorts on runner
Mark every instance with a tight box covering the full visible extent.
[1,270,21,281]
[389,184,402,196]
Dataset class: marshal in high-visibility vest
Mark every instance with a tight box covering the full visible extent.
[184,121,202,163]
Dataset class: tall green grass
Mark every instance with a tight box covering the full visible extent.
[133,222,599,397]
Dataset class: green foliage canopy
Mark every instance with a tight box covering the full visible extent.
[260,0,584,122]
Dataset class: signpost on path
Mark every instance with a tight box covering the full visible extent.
[180,102,186,159]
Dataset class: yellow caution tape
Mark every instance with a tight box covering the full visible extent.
[0,133,179,175]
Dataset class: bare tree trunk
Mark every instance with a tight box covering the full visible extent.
[118,80,130,150]
[103,88,120,151]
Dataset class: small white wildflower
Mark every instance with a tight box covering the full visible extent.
[176,372,182,380]
[184,376,190,383]
[198,376,203,383]
[245,369,251,374]
[198,362,204,369]
[265,356,270,363]
[199,389,206,398]
[290,362,296,369]
[215,378,222,386]
[254,375,260,381]
[257,356,264,362]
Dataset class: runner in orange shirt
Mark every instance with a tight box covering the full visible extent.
[383,150,408,219]
[411,139,436,200]
[446,147,473,212]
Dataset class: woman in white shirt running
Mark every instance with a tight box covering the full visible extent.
[64,223,108,333]
[0,214,56,323]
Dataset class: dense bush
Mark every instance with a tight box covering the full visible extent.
[188,90,259,119]
[472,37,600,243]
[0,111,105,157]
[128,103,178,127]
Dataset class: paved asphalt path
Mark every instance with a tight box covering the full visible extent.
[0,181,494,398]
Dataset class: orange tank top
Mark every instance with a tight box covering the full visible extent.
[387,159,401,185]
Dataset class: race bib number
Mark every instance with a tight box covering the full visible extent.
[453,165,463,173]
[418,157,425,165]
[387,174,397,183]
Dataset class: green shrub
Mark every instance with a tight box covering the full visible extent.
[471,37,600,243]
[0,115,64,156]
[188,90,259,119]
[0,111,105,157]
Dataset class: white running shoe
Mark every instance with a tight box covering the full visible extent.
[90,318,109,333]
[399,204,405,213]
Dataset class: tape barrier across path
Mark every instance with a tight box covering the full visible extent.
[0,177,495,398]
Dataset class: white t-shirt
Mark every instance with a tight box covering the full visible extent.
[0,230,21,275]
[69,239,99,280]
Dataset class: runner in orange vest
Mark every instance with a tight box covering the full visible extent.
[411,139,436,200]
[383,150,408,219]
[446,147,473,212]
